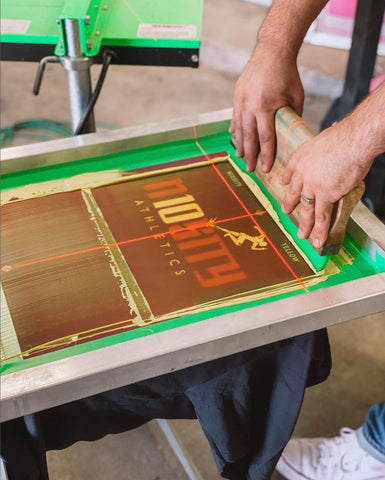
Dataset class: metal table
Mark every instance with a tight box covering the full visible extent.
[1,109,385,423]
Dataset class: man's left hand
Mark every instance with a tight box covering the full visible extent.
[280,123,371,248]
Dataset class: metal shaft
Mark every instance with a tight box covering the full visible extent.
[63,19,95,134]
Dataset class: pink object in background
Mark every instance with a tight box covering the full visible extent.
[370,73,385,92]
[248,0,385,53]
[307,0,385,53]
[328,0,357,18]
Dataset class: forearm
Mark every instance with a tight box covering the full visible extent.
[257,0,329,60]
[338,81,385,170]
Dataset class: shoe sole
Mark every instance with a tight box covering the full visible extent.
[276,457,385,480]
[275,457,313,480]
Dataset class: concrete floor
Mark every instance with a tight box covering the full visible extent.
[1,0,385,479]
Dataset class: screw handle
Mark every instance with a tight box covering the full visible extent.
[33,56,60,96]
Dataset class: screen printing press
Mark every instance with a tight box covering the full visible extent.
[1,0,203,135]
[1,109,385,423]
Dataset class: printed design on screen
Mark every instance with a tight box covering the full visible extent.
[0,153,329,361]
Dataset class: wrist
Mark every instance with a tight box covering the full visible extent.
[335,116,377,174]
[252,32,298,68]
[256,0,328,62]
[341,85,385,166]
[256,26,300,63]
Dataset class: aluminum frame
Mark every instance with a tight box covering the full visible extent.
[1,110,385,422]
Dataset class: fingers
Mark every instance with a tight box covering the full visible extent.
[281,173,331,248]
[297,193,315,239]
[279,154,296,186]
[281,172,302,214]
[232,106,244,159]
[230,110,275,173]
[242,113,259,172]
[230,108,259,172]
[256,111,276,172]
[312,198,333,248]
[282,185,333,248]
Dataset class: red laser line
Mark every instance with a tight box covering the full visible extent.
[265,118,336,306]
[212,117,335,305]
[320,288,335,307]
[189,121,308,291]
[2,125,336,304]
[1,212,266,272]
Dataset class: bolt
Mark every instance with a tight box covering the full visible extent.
[103,5,109,10]
[84,15,90,25]
[95,31,101,36]
[191,54,199,63]
[56,16,61,24]
[86,40,93,49]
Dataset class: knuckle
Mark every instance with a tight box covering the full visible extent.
[242,129,256,142]
[254,95,274,111]
[258,131,274,144]
[285,187,295,197]
[252,96,265,110]
[300,215,312,227]
[315,211,328,223]
[244,148,256,160]
[301,205,313,215]
[288,184,299,196]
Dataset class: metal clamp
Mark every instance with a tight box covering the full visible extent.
[60,55,94,72]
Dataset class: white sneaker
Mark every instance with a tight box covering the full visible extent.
[276,428,385,480]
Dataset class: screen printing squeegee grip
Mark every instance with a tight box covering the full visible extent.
[233,106,365,257]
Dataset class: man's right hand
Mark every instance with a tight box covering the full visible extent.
[230,47,304,174]
[229,0,329,173]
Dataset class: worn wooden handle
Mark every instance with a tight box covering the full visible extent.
[253,106,365,256]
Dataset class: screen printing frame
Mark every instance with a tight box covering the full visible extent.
[1,109,385,422]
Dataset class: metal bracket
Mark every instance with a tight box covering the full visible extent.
[55,0,112,57]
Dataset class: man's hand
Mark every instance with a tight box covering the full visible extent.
[229,0,328,174]
[280,79,385,249]
[230,0,384,250]
[280,123,372,248]
[230,50,304,174]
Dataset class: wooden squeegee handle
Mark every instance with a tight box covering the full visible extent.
[254,106,365,256]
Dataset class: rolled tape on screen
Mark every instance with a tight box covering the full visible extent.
[232,106,365,256]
